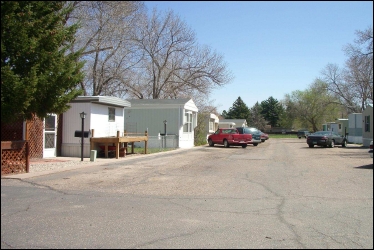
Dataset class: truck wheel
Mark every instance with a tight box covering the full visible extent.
[223,139,230,148]
[208,139,214,147]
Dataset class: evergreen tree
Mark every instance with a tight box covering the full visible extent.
[260,96,283,127]
[249,102,267,129]
[222,97,250,121]
[1,1,84,123]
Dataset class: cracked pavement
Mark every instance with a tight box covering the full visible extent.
[1,139,373,249]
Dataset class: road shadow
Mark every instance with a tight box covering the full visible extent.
[355,164,373,169]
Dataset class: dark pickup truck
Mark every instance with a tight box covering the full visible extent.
[208,128,252,148]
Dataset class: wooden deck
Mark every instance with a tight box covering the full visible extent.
[90,130,148,159]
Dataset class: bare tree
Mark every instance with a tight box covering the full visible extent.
[127,8,233,100]
[320,63,360,113]
[67,1,145,96]
[322,27,373,112]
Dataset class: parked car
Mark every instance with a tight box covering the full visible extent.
[208,128,251,148]
[306,131,347,148]
[236,127,262,146]
[369,140,373,158]
[297,130,310,139]
[259,131,269,142]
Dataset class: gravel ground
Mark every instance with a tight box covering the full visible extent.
[29,159,95,173]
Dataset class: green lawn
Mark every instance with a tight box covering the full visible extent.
[268,134,298,139]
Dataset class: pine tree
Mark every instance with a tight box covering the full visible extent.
[260,96,283,127]
[249,102,267,129]
[223,96,250,121]
[1,1,84,123]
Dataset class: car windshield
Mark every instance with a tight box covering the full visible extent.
[312,131,331,136]
[222,129,237,134]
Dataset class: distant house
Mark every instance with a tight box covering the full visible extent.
[124,99,198,148]
[348,113,363,144]
[203,113,219,140]
[61,96,131,157]
[219,119,247,128]
[362,104,373,147]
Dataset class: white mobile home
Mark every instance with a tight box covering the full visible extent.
[61,96,130,157]
[204,113,219,141]
[219,119,248,128]
[348,113,362,144]
[124,99,198,148]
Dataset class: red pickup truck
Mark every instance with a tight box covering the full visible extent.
[208,128,252,148]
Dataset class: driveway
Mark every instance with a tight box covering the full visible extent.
[1,139,373,249]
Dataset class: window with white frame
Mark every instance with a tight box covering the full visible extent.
[108,107,115,122]
[183,111,192,132]
[365,115,370,132]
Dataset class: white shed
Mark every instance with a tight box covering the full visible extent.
[61,96,131,157]
[124,99,198,148]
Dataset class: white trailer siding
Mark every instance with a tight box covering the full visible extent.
[348,113,362,144]
[61,96,129,157]
[125,99,198,148]
[90,103,124,137]
[61,102,92,157]
[125,107,180,136]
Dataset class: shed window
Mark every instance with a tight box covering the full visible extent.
[108,107,115,122]
[365,115,370,132]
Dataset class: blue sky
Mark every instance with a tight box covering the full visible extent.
[144,1,373,113]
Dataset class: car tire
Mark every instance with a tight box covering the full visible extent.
[208,139,214,147]
[261,139,265,142]
[253,143,258,146]
[298,137,301,139]
[342,140,347,147]
[242,144,247,148]
[308,144,314,148]
[329,140,335,148]
[223,139,230,148]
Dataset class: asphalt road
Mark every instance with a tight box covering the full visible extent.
[1,139,373,249]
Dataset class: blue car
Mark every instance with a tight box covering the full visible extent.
[236,127,262,146]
